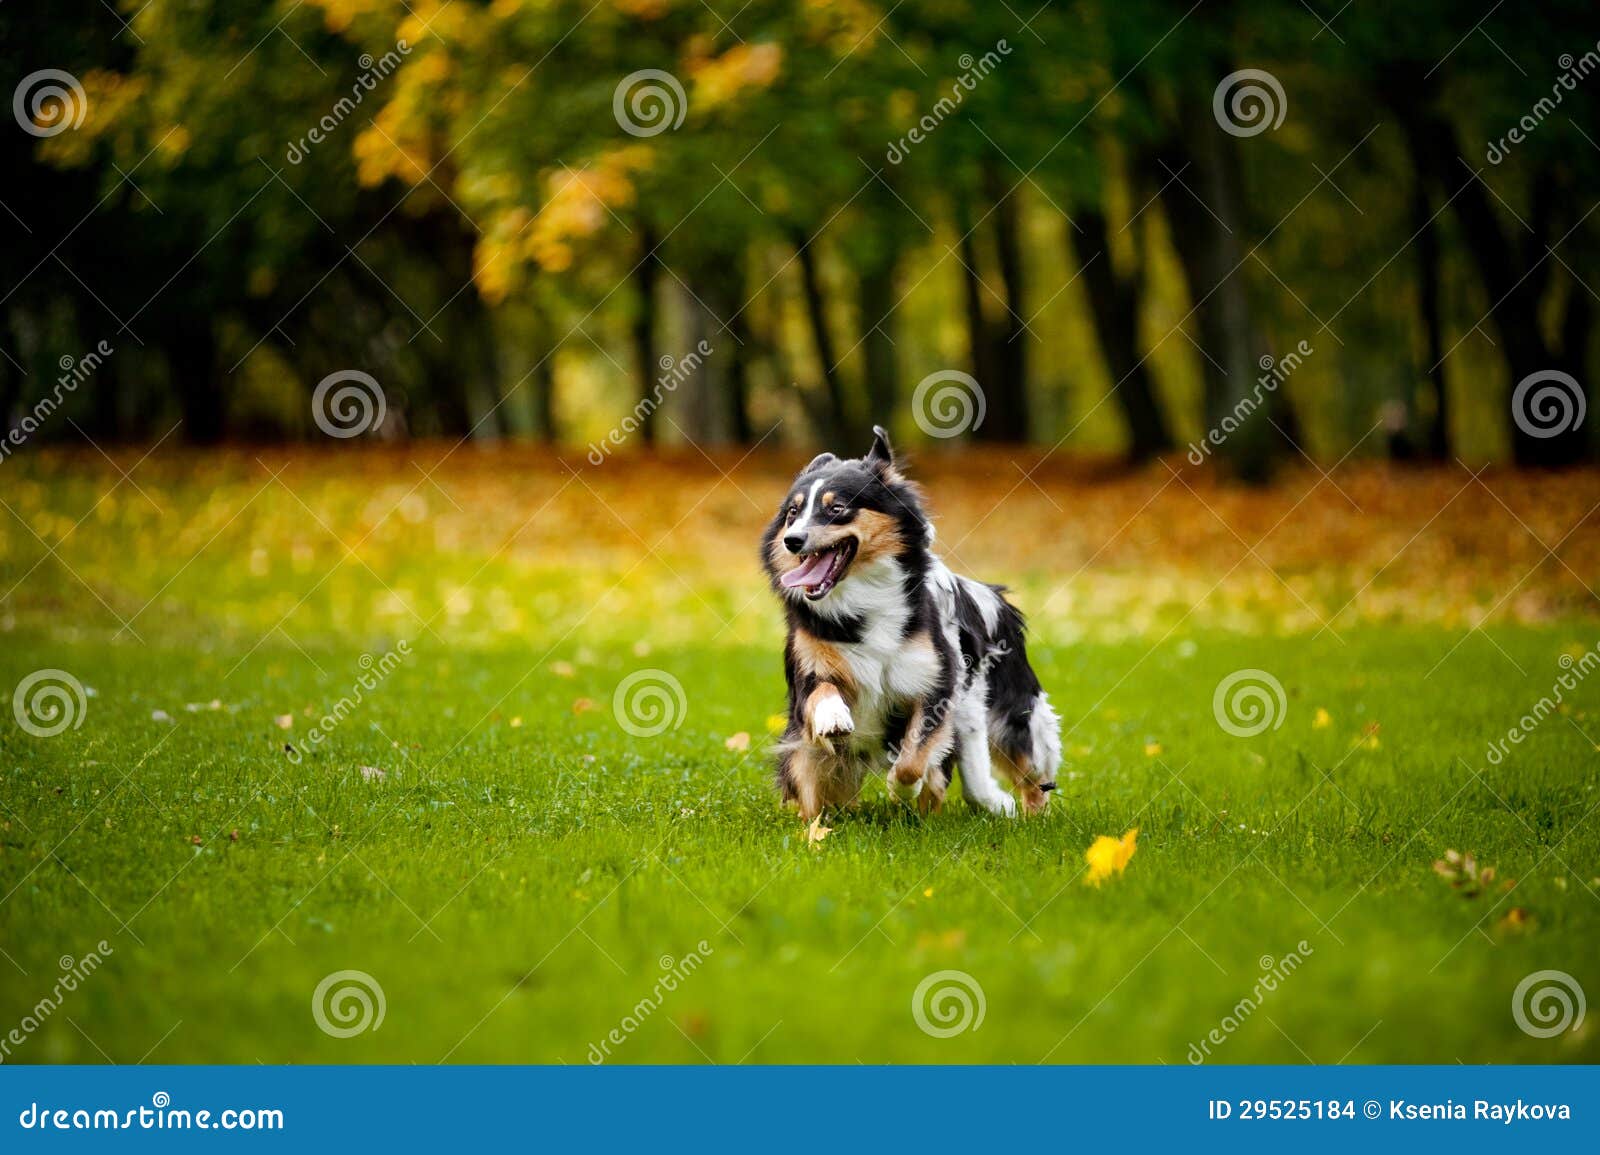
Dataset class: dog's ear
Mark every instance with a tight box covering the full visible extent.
[865,425,894,472]
[802,452,837,474]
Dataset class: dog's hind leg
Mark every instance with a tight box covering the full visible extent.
[955,723,1017,817]
[992,691,1062,815]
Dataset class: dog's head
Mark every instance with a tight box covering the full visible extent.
[761,426,929,603]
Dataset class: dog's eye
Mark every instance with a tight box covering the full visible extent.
[829,504,849,516]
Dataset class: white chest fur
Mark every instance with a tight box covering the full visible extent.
[813,558,941,740]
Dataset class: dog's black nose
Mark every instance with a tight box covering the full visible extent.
[783,531,806,554]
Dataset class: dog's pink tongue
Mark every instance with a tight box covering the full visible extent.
[780,552,831,588]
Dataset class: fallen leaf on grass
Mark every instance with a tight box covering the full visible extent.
[806,816,832,846]
[1143,741,1162,757]
[724,731,750,752]
[273,714,294,730]
[1312,707,1332,729]
[1432,849,1498,897]
[151,709,173,723]
[1496,907,1533,935]
[359,765,387,782]
[572,697,596,715]
[550,661,576,678]
[1084,827,1138,886]
[765,713,787,735]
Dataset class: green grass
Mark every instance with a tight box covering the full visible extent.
[4,622,1599,1064]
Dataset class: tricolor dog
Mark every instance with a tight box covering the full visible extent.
[761,427,1061,820]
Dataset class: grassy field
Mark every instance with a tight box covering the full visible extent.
[2,447,1598,1064]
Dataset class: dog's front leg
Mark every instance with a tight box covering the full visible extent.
[887,699,954,806]
[803,681,854,746]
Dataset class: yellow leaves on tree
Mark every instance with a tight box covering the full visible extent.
[35,71,147,168]
[1084,828,1138,886]
[354,96,435,187]
[687,42,784,112]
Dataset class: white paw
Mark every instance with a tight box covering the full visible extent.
[969,790,1017,818]
[811,696,854,739]
[886,771,924,803]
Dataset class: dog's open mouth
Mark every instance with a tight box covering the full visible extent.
[779,540,857,600]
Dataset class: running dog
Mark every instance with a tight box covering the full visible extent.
[761,426,1061,820]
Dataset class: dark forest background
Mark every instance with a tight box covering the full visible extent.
[3,0,1597,477]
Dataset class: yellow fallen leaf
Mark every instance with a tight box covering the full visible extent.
[273,714,294,730]
[806,816,832,845]
[1144,741,1162,756]
[1312,707,1331,729]
[509,716,523,728]
[765,713,787,735]
[724,731,751,752]
[1084,827,1138,886]
[551,660,576,678]
[571,697,596,715]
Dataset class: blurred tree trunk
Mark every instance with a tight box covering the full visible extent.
[632,223,660,446]
[528,307,559,443]
[1412,178,1450,460]
[856,253,898,429]
[1386,73,1588,466]
[725,295,753,444]
[955,197,994,401]
[678,278,717,444]
[0,323,19,432]
[791,228,848,443]
[163,314,225,445]
[980,170,1029,442]
[455,291,504,441]
[1072,205,1173,463]
[1152,110,1275,483]
[701,254,753,443]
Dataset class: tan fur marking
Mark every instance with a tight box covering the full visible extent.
[993,747,1049,815]
[791,631,855,694]
[852,509,905,565]
[892,710,952,785]
[821,491,835,507]
[787,745,823,821]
